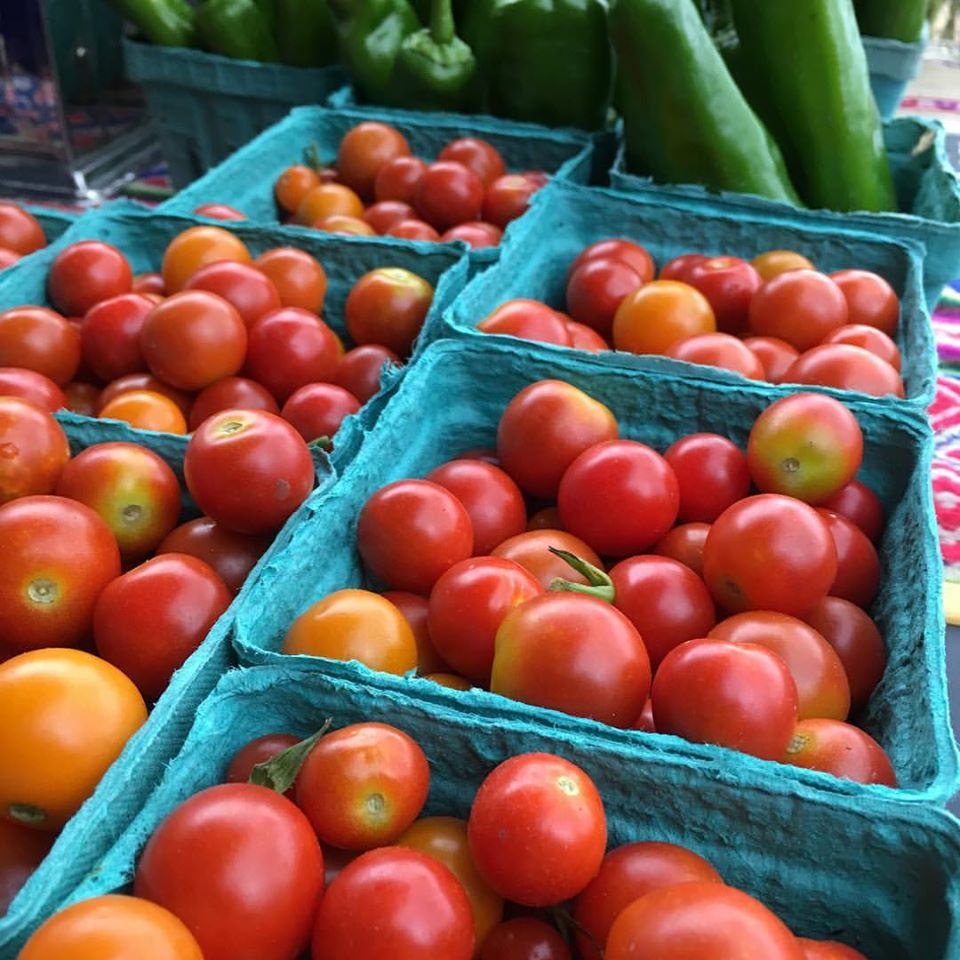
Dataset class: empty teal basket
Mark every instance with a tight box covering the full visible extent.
[863,29,927,121]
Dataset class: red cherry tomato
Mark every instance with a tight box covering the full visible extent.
[426,459,527,555]
[440,222,503,248]
[568,239,655,286]
[63,381,100,416]
[490,593,651,728]
[133,272,165,295]
[0,396,69,503]
[688,256,762,335]
[281,382,360,443]
[0,203,45,255]
[0,368,65,413]
[653,522,710,577]
[0,306,81,385]
[387,219,442,242]
[652,638,799,760]
[375,155,429,205]
[0,819,52,914]
[749,270,848,351]
[799,939,869,960]
[357,479,474,594]
[482,175,540,229]
[363,201,417,234]
[784,718,896,786]
[479,918,570,960]
[334,344,401,404]
[821,324,901,371]
[185,261,282,328]
[665,433,750,523]
[478,300,573,347]
[80,293,154,382]
[383,590,449,674]
[346,268,434,357]
[226,733,299,792]
[566,320,609,352]
[189,376,280,431]
[566,258,645,338]
[337,122,411,200]
[558,440,680,557]
[415,162,484,231]
[658,253,707,283]
[468,754,606,906]
[666,332,766,380]
[703,494,838,615]
[829,269,899,337]
[0,248,21,270]
[743,336,800,383]
[194,203,246,221]
[438,138,507,187]
[784,344,905,398]
[492,529,604,591]
[48,241,133,316]
[816,509,881,609]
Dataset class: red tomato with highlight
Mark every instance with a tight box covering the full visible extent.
[653,522,710,577]
[346,268,434,357]
[440,222,503,248]
[816,509,881,609]
[783,344,905,397]
[687,256,762,334]
[0,249,20,269]
[666,332,766,379]
[821,324,901,371]
[0,203,45,255]
[749,270,848,351]
[0,396,69,503]
[438,138,506,187]
[0,368,65,413]
[568,239,655,286]
[48,241,133,316]
[281,382,360,442]
[133,272,165,295]
[480,918,570,960]
[80,293,153,382]
[194,203,246,221]
[566,258,645,338]
[185,261,282,328]
[665,432,750,523]
[566,321,608,352]
[658,253,706,283]
[784,718,896,786]
[492,529,604,591]
[478,300,572,347]
[799,940,869,960]
[743,336,800,383]
[387,219,442,242]
[255,247,327,314]
[0,306,80,385]
[829,269,899,336]
[334,344,401,403]
[337,122,412,200]
[189,376,279,431]
[415,162,484,231]
[375,155,428,204]
[482,175,540,229]
[363,201,416,234]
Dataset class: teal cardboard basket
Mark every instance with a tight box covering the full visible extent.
[438,180,934,408]
[610,117,960,309]
[231,337,957,805]
[0,414,334,958]
[863,30,927,121]
[123,39,348,188]
[60,665,960,960]
[24,205,77,246]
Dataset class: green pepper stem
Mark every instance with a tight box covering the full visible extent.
[547,547,616,604]
[249,719,332,794]
[430,0,456,45]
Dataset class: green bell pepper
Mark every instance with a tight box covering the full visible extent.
[609,0,800,203]
[195,0,280,61]
[854,0,930,43]
[106,0,197,47]
[730,0,896,212]
[276,0,338,66]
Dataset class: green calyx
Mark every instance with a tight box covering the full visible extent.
[548,547,616,604]
[249,720,332,794]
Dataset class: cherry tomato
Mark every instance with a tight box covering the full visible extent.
[573,842,723,960]
[19,895,203,960]
[55,441,182,560]
[468,753,606,906]
[94,553,231,702]
[141,291,247,391]
[743,336,800,383]
[387,219,443,242]
[558,440,680,557]
[281,382,360,442]
[482,175,540,229]
[296,183,365,226]
[275,164,321,214]
[829,269,899,336]
[568,239,655,286]
[245,307,340,401]
[566,258,645,338]
[658,253,706,283]
[162,226,252,294]
[189,376,279,431]
[158,517,270,594]
[226,733,299,792]
[316,214,377,237]
[399,817,504,950]
[427,459,527,555]
[749,270,847,351]
[346,267,434,357]
[0,306,80,385]
[784,718,896,786]
[383,590,448,674]
[821,324,901,371]
[799,939,869,960]
[415,161,485,231]
[424,671,472,689]
[803,597,886,712]
[0,367,64,413]
[185,409,314,534]
[99,389,188,434]
[284,588,418,674]
[480,918,570,960]
[312,847,474,960]
[0,648,146,830]
[357,480,474,593]
[333,344,401,403]
[0,247,19,269]
[48,241,133,316]
[666,332,766,379]
[752,249,815,280]
[0,396,69,503]
[0,818,52,913]
[491,593,651,727]
[375,155,429,204]
[254,247,327,314]
[0,203,45,255]
[135,783,324,960]
[652,638,799,760]
[566,320,609,352]
[688,256,762,334]
[478,300,573,347]
[703,494,837,615]
[364,200,417,233]
[184,260,282,328]
[613,280,716,355]
[709,611,850,720]
[441,221,504,248]
[194,203,246,221]
[816,509,881,609]
[784,344,905,397]
[610,556,716,669]
[337,122,412,200]
[606,882,804,960]
[496,379,618,499]
[664,433,750,523]
[79,293,152,381]
[439,138,507,187]
[63,381,100,416]
[133,272,165,295]
[98,373,192,417]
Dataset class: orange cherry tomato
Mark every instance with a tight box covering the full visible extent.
[161,226,252,294]
[315,215,377,236]
[296,183,365,226]
[337,122,412,201]
[99,390,188,434]
[275,165,321,213]
[0,203,46,255]
[422,672,472,690]
[255,247,327,314]
[752,249,815,281]
[612,281,716,355]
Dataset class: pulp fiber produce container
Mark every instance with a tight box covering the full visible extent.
[0,415,334,958]
[161,103,595,264]
[230,337,957,805]
[62,665,960,960]
[24,204,77,246]
[863,30,927,121]
[0,200,470,472]
[610,116,960,308]
[123,39,347,188]
[439,180,935,408]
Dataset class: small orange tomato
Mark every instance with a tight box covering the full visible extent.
[422,672,472,690]
[752,249,815,281]
[612,281,716,355]
[295,183,365,226]
[99,373,193,418]
[161,226,252,294]
[255,247,328,315]
[99,390,188,434]
[275,164,321,213]
[314,215,376,237]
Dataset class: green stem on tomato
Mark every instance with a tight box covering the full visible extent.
[249,719,332,794]
[547,547,615,604]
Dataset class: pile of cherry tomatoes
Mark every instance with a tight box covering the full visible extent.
[0,224,434,441]
[0,204,52,271]
[479,239,906,398]
[266,122,548,247]
[282,379,895,787]
[18,725,873,959]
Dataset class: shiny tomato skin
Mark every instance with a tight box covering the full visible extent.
[747,393,863,504]
[382,591,447,674]
[161,226,252,294]
[803,596,886,711]
[295,722,429,850]
[749,270,848,351]
[0,818,52,913]
[0,306,81,385]
[482,175,540,229]
[497,380,618,499]
[829,269,899,336]
[0,396,70,503]
[610,556,716,670]
[99,389,188,434]
[185,260,282,327]
[415,161,484,231]
[334,344,401,403]
[478,300,573,347]
[441,222,504,248]
[428,557,543,683]
[314,214,376,237]
[479,918,570,960]
[709,611,851,720]
[573,842,723,960]
[558,440,680,557]
[821,324,901,371]
[80,293,154,381]
[63,381,100,416]
[613,280,716,355]
[743,336,800,383]
[468,753,606,907]
[687,256,762,335]
[492,529,604,590]
[816,510,881,609]
[226,733,299,790]
[658,253,706,283]
[254,247,327,314]
[568,239,655,286]
[281,382,360,442]
[48,241,133,316]
[345,268,434,357]
[490,593,651,728]
[93,554,231,702]
[0,495,121,651]
[703,494,837,616]
[652,638,799,760]
[0,368,65,413]
[337,121,411,200]
[784,718,896,786]
[653,523,710,577]
[374,155,428,204]
[752,249,815,280]
[296,183,364,226]
[158,517,270,594]
[0,248,21,270]
[189,376,279,431]
[666,332,766,380]
[194,202,246,221]
[566,258,645,339]
[364,200,416,234]
[185,409,314,535]
[311,847,474,960]
[135,783,325,960]
[0,203,45,255]
[427,459,527,555]
[665,433,750,523]
[798,938,869,960]
[55,441,182,560]
[98,372,192,417]
[782,344,905,398]
[606,881,804,960]
[387,219,442,242]
[566,320,609,352]
[133,272,165,295]
[438,138,506,187]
